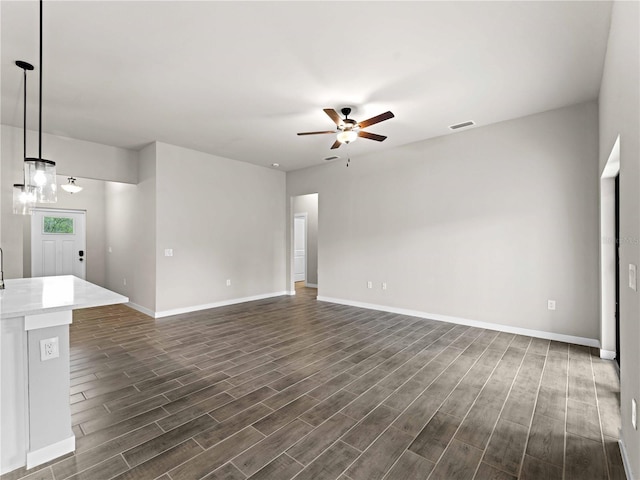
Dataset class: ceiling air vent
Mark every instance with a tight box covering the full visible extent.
[324,155,340,161]
[449,121,475,130]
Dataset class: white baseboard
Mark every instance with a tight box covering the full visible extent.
[127,302,155,317]
[287,290,296,296]
[155,291,288,318]
[305,283,318,288]
[317,296,601,348]
[600,349,616,360]
[26,435,75,469]
[619,437,636,480]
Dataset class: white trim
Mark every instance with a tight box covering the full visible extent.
[127,302,155,318]
[24,310,72,331]
[30,207,87,215]
[154,292,288,319]
[619,437,636,480]
[26,435,75,469]
[287,291,296,296]
[600,349,616,360]
[317,296,601,348]
[305,283,318,288]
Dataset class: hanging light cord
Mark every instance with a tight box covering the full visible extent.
[23,68,26,161]
[38,0,43,160]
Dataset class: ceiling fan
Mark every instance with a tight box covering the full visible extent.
[297,107,394,149]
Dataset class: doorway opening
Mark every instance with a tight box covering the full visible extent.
[600,135,620,364]
[30,208,87,279]
[291,193,318,295]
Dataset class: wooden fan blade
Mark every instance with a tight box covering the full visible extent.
[323,108,343,126]
[297,130,336,136]
[358,131,387,142]
[330,139,342,149]
[357,111,394,129]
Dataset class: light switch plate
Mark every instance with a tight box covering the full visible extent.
[164,249,173,257]
[629,264,637,291]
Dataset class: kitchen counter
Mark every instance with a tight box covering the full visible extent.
[0,275,127,319]
[0,276,128,475]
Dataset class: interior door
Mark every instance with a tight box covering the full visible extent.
[294,215,306,282]
[31,209,86,279]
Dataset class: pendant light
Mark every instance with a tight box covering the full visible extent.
[13,60,37,215]
[61,177,83,194]
[24,0,57,203]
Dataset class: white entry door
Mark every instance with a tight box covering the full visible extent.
[294,214,306,282]
[31,209,86,279]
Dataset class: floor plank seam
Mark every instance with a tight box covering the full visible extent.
[515,342,552,478]
[336,326,478,480]
[426,336,520,479]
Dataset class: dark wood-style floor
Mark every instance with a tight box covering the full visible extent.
[3,284,625,480]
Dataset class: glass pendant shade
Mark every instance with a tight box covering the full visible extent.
[13,184,36,215]
[337,130,358,144]
[61,177,83,194]
[25,158,57,202]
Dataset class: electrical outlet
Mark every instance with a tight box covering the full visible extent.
[382,282,387,290]
[226,279,231,287]
[40,337,59,361]
[547,300,556,310]
[123,278,127,286]
[367,281,373,289]
[629,264,637,291]
[633,398,637,430]
[164,248,174,257]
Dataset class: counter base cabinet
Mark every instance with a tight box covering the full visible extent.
[1,311,75,475]
[0,276,128,475]
[1,317,28,474]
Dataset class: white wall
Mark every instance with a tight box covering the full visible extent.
[104,182,136,301]
[105,143,156,313]
[293,193,318,286]
[288,101,599,342]
[599,0,640,475]
[1,125,136,280]
[154,142,286,314]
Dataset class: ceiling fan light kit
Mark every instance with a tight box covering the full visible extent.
[336,129,358,144]
[298,106,394,150]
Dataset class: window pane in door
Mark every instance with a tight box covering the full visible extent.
[43,216,74,234]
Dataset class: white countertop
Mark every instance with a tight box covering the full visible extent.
[0,275,129,319]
